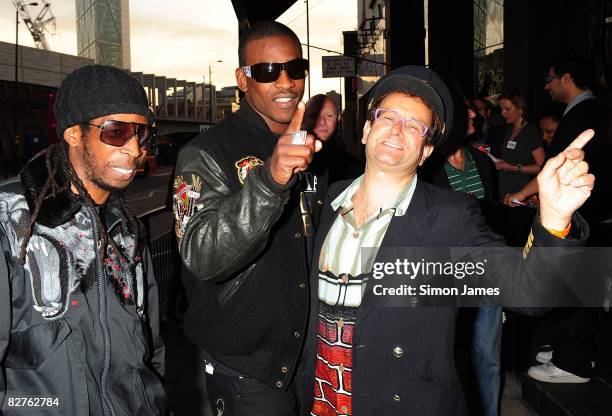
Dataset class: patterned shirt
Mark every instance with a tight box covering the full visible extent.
[443,148,485,200]
[311,175,417,416]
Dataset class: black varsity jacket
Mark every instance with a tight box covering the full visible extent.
[173,100,325,390]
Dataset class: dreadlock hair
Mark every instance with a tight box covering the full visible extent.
[19,134,141,270]
[18,144,69,264]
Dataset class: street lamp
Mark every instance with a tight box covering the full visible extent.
[208,60,222,123]
[14,2,38,174]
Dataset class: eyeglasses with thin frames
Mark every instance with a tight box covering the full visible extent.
[373,108,430,138]
[544,74,560,83]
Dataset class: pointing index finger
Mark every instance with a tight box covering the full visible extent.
[564,129,594,152]
[285,101,305,134]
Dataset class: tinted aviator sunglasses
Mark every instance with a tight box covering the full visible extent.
[241,58,309,83]
[85,120,157,150]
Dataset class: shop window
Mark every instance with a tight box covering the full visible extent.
[473,0,504,98]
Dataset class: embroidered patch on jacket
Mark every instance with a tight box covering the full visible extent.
[235,156,264,185]
[173,175,202,239]
[23,210,96,320]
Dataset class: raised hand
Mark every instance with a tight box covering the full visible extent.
[268,102,322,185]
[537,129,595,231]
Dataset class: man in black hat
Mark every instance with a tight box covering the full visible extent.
[0,65,166,415]
[296,65,595,415]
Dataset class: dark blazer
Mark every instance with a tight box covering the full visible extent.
[547,98,610,226]
[296,179,588,416]
[546,98,607,160]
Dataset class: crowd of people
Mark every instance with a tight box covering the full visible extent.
[0,19,610,416]
[422,56,611,415]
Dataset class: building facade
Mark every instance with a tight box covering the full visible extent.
[0,40,93,178]
[0,40,211,177]
[76,0,131,69]
[352,0,610,140]
[215,86,240,121]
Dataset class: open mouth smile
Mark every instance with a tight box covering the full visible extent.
[382,141,404,150]
[110,167,136,176]
[272,95,297,108]
[273,96,294,103]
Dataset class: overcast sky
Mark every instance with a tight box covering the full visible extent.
[0,0,357,101]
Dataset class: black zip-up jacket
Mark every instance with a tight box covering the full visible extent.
[0,150,166,415]
[174,100,320,391]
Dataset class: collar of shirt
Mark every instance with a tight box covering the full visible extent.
[330,174,418,217]
[445,146,475,172]
[563,90,596,117]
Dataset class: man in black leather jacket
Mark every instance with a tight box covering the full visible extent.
[173,21,323,416]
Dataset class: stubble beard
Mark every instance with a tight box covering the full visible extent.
[81,137,126,193]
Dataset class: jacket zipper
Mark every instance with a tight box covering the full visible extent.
[90,209,117,416]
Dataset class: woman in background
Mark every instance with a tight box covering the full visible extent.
[496,88,545,245]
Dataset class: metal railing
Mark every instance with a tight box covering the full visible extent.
[138,205,180,321]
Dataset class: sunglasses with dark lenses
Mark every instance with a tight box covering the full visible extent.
[86,120,157,150]
[241,58,309,83]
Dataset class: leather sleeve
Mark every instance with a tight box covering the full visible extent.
[174,146,294,283]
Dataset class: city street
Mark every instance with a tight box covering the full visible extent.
[126,166,213,416]
[125,166,174,241]
[126,166,173,215]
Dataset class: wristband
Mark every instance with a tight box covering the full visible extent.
[516,164,522,173]
[544,223,571,239]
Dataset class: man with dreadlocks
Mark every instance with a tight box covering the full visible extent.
[0,65,166,415]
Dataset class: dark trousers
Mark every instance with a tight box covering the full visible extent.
[203,353,298,416]
[544,222,612,378]
[545,308,595,378]
[595,309,612,377]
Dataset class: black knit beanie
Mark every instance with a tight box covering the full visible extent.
[54,65,154,137]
